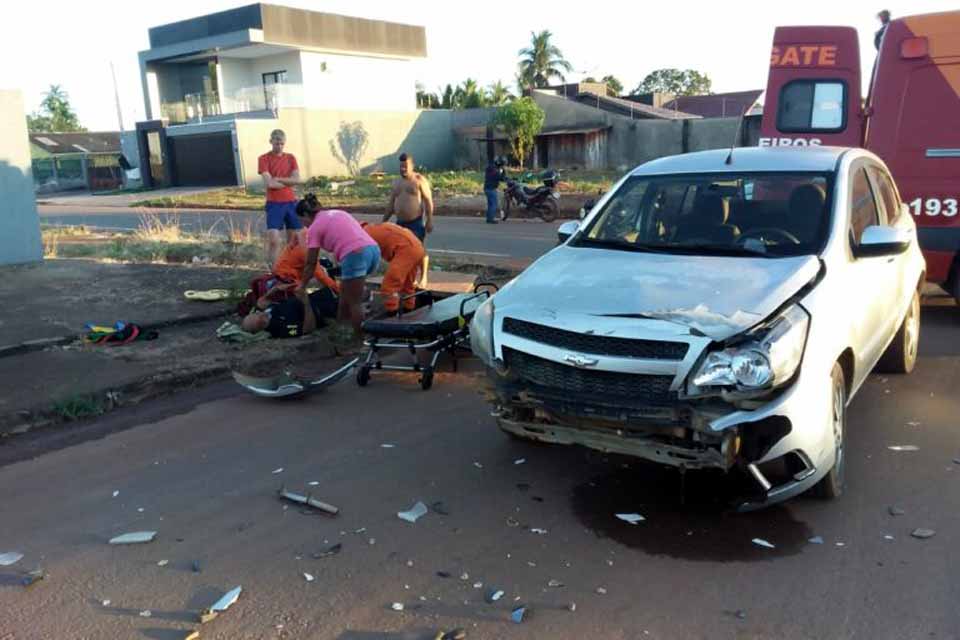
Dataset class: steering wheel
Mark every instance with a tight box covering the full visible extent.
[737,227,801,245]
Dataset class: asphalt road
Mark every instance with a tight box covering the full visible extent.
[38,205,561,263]
[1,302,959,639]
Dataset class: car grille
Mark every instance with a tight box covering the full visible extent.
[502,318,688,360]
[503,347,676,405]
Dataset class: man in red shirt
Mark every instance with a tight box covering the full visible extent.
[258,129,303,266]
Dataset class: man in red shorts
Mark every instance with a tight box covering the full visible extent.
[258,129,303,267]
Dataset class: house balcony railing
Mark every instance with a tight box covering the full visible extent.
[161,84,305,125]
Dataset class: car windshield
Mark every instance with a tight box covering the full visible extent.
[575,172,832,257]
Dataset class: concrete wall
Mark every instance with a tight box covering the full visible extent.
[300,51,416,112]
[234,107,455,184]
[0,90,42,265]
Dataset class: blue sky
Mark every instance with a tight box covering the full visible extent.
[1,0,955,131]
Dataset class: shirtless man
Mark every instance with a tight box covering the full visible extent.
[385,153,433,285]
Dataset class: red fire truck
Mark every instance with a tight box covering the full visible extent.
[759,12,960,301]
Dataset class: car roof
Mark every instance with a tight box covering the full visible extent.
[630,146,855,176]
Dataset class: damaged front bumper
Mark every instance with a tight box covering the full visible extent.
[488,362,830,508]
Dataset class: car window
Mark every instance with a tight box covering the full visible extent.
[867,166,900,224]
[578,172,831,257]
[850,168,880,243]
[777,81,846,132]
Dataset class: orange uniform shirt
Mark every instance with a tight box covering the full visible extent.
[257,152,298,203]
[362,223,424,262]
[273,243,340,293]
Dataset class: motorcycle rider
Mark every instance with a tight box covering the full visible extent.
[483,156,506,224]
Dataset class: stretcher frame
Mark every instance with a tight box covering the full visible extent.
[357,285,496,390]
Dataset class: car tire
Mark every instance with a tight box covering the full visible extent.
[813,362,846,500]
[877,289,920,374]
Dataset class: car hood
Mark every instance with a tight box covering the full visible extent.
[495,246,821,340]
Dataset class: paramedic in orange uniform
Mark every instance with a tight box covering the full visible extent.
[272,240,340,294]
[361,222,425,312]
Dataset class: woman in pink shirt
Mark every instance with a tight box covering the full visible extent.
[296,194,380,342]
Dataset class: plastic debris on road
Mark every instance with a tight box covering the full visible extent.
[398,501,428,523]
[473,462,483,469]
[595,587,608,595]
[888,445,919,452]
[304,573,315,582]
[911,528,936,539]
[548,579,564,588]
[530,528,548,535]
[883,535,895,541]
[200,586,242,622]
[506,517,520,528]
[568,602,577,612]
[157,560,169,567]
[381,444,396,448]
[615,513,645,525]
[808,536,824,545]
[112,491,119,498]
[889,506,906,516]
[486,589,505,603]
[436,629,466,640]
[21,569,45,587]
[272,468,284,474]
[391,602,405,611]
[139,610,152,618]
[0,552,24,567]
[101,600,111,607]
[192,560,202,573]
[109,531,157,545]
[312,543,342,559]
[752,538,776,549]
[309,481,320,486]
[511,606,527,623]
[278,486,339,516]
[514,458,526,465]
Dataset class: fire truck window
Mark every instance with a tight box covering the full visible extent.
[777,80,845,132]
[850,168,880,243]
[867,166,901,224]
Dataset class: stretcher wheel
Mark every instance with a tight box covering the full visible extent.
[356,366,371,387]
[420,366,434,391]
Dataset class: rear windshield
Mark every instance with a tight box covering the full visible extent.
[576,172,833,257]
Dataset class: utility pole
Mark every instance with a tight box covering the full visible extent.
[110,61,124,133]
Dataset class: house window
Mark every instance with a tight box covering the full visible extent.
[777,80,846,133]
[262,71,287,110]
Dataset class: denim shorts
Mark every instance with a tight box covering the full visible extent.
[339,244,381,280]
[396,216,426,242]
[265,201,302,231]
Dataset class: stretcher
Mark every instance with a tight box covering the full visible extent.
[357,285,497,390]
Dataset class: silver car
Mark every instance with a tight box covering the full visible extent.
[471,147,925,509]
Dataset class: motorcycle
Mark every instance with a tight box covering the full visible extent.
[502,169,560,222]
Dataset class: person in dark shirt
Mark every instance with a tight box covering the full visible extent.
[240,286,338,338]
[483,156,506,224]
[875,10,891,50]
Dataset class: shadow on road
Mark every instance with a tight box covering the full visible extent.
[338,630,438,640]
[570,461,813,561]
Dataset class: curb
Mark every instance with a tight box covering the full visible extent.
[0,309,234,360]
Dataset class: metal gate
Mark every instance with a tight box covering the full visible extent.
[169,132,237,186]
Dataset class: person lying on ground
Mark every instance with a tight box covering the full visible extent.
[361,222,425,313]
[273,238,340,293]
[295,194,381,345]
[240,285,338,338]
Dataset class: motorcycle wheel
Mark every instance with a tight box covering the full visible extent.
[538,198,559,223]
[502,194,511,221]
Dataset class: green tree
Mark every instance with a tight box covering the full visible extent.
[486,81,514,106]
[517,30,573,90]
[632,69,712,96]
[416,83,440,109]
[601,75,624,96]
[492,97,545,168]
[452,79,486,109]
[441,84,455,109]
[27,85,86,132]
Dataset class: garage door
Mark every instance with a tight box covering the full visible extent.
[169,132,237,186]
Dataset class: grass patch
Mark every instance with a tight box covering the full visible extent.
[53,394,106,421]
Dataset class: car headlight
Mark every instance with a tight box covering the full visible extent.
[469,297,496,366]
[692,304,810,392]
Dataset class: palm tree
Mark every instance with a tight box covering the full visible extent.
[486,81,514,106]
[454,78,485,109]
[517,31,573,91]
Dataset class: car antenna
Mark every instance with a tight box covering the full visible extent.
[724,106,749,165]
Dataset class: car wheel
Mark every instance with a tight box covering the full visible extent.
[813,362,846,500]
[877,289,920,374]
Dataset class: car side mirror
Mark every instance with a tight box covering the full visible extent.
[558,220,580,244]
[853,225,912,258]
